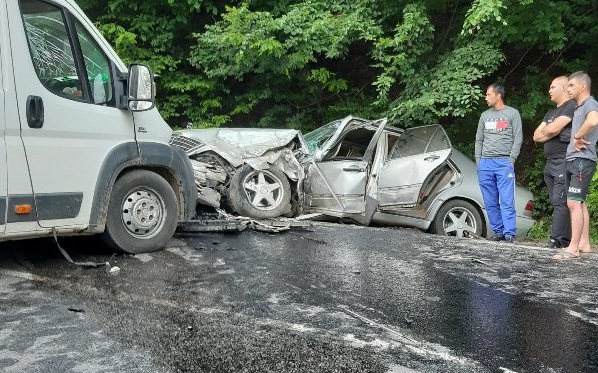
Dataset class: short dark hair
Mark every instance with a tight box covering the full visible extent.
[488,83,505,99]
[569,71,592,91]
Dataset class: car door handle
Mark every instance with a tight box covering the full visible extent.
[424,154,440,162]
[26,95,45,129]
[343,165,365,172]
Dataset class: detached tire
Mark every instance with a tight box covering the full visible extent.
[102,170,178,254]
[228,165,291,219]
[431,200,483,238]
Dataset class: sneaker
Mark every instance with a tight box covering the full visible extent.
[504,235,516,243]
[546,239,561,249]
[488,234,505,241]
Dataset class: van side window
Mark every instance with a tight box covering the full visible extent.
[74,21,114,105]
[20,0,114,106]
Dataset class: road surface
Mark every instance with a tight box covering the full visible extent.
[1,223,597,372]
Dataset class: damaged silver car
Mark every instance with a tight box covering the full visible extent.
[170,116,535,238]
[170,128,308,219]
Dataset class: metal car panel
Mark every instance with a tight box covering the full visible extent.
[303,118,388,224]
[304,160,368,213]
[377,125,452,208]
[175,128,307,168]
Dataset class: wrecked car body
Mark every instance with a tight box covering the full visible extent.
[171,116,535,238]
[170,128,308,219]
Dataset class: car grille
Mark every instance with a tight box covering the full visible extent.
[169,133,204,154]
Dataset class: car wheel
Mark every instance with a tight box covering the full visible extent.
[227,164,291,219]
[431,200,483,238]
[102,170,178,254]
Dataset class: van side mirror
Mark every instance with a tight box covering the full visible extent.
[127,64,155,111]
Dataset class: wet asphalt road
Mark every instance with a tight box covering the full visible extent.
[0,222,597,373]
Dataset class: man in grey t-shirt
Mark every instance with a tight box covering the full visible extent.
[475,83,523,242]
[552,71,598,260]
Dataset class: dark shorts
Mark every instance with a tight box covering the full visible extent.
[566,158,597,201]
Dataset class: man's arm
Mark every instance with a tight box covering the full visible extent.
[533,121,549,143]
[572,110,598,149]
[510,111,523,164]
[474,116,484,164]
[533,116,572,143]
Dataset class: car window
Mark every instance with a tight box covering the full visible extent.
[389,125,451,159]
[322,124,378,161]
[303,120,342,155]
[20,0,113,105]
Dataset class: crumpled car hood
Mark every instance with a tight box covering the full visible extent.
[174,128,308,168]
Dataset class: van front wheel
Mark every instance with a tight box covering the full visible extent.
[102,170,178,254]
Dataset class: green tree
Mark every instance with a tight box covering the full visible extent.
[188,1,383,130]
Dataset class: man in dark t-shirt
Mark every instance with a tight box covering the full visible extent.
[533,76,576,248]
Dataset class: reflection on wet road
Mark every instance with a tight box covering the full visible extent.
[1,224,597,372]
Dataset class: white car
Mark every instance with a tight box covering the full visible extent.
[171,116,535,238]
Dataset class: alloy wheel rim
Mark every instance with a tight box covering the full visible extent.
[242,170,284,211]
[443,207,477,238]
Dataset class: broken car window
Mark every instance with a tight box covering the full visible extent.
[303,120,342,155]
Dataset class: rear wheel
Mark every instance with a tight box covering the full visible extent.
[102,170,178,253]
[227,165,291,219]
[431,200,483,238]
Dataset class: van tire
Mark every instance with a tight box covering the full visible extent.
[227,165,291,219]
[102,170,178,254]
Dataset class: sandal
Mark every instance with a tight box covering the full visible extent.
[551,250,580,261]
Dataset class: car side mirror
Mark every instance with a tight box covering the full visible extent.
[314,149,324,162]
[127,64,155,112]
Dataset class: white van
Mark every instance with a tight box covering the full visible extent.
[0,0,197,253]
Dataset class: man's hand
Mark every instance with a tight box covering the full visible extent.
[574,137,590,151]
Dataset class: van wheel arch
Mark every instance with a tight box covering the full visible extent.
[89,142,196,233]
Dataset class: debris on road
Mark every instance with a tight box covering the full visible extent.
[177,208,312,234]
[53,228,110,268]
[469,258,490,266]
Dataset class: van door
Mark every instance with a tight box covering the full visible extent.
[8,0,135,228]
[0,40,7,234]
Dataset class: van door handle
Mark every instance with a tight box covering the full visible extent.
[343,165,365,172]
[26,96,44,128]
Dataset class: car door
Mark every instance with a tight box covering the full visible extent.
[9,0,134,228]
[303,118,387,224]
[376,125,452,210]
